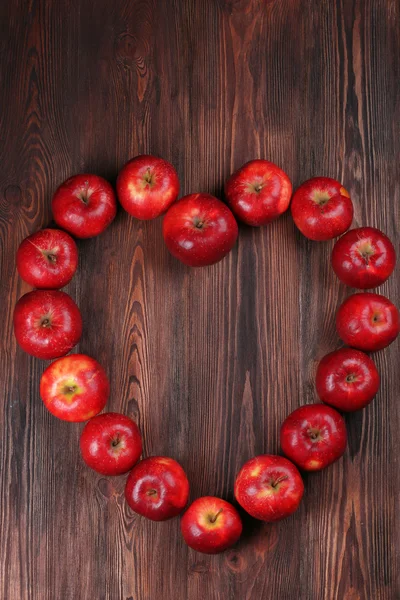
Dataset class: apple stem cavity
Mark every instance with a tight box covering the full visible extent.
[192,216,206,230]
[346,373,357,383]
[358,242,374,263]
[78,181,91,205]
[143,169,155,187]
[270,475,287,489]
[312,191,331,207]
[147,488,158,497]
[63,385,77,394]
[209,508,224,523]
[308,428,321,441]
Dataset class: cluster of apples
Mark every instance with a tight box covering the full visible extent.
[13,156,399,554]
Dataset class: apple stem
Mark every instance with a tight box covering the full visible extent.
[47,253,57,263]
[271,475,287,488]
[144,169,154,186]
[210,508,223,523]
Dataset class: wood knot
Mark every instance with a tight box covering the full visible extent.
[225,550,245,572]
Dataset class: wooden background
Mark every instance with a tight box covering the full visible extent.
[0,0,399,598]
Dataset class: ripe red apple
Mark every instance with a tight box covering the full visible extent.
[280,404,347,471]
[181,497,242,554]
[316,348,380,412]
[336,292,400,351]
[125,457,189,521]
[162,193,238,266]
[234,455,304,522]
[224,159,292,226]
[16,228,78,289]
[80,412,142,475]
[52,174,117,238]
[291,177,353,241]
[13,290,82,359]
[40,354,109,422]
[332,227,396,289]
[117,155,179,219]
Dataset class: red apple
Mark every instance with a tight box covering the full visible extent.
[117,155,179,219]
[336,292,400,351]
[181,497,242,554]
[80,412,142,475]
[162,193,238,267]
[316,348,380,412]
[291,177,353,241]
[125,457,189,521]
[40,354,109,422]
[52,174,116,238]
[13,290,82,359]
[234,455,304,522]
[332,227,396,289]
[224,159,292,226]
[16,228,78,289]
[280,404,347,471]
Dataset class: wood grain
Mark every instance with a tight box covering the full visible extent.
[0,0,399,598]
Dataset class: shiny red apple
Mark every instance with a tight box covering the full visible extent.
[234,455,304,521]
[280,404,347,471]
[336,292,399,351]
[162,193,238,266]
[117,155,179,219]
[332,227,396,289]
[52,174,117,238]
[316,348,380,411]
[181,497,242,554]
[16,228,78,289]
[13,290,82,359]
[80,412,142,475]
[291,177,353,241]
[224,159,292,226]
[40,354,109,422]
[125,457,189,521]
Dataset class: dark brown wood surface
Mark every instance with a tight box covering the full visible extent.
[0,0,399,598]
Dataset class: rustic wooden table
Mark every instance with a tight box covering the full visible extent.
[1,1,398,599]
